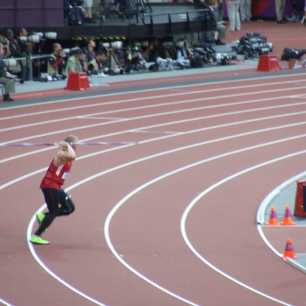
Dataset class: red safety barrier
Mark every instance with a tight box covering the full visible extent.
[294,181,306,217]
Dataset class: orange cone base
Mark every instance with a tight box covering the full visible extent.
[268,218,279,225]
[283,240,296,259]
[257,55,282,72]
[281,207,295,225]
[283,252,296,260]
[281,218,295,225]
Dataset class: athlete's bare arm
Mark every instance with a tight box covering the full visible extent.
[54,142,76,166]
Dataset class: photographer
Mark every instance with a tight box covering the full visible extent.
[0,43,16,102]
[47,43,66,79]
[65,47,84,76]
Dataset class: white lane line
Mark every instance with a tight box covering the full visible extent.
[2,96,306,165]
[70,144,306,305]
[76,116,126,121]
[11,134,306,305]
[180,152,306,306]
[2,77,306,121]
[2,108,306,172]
[26,220,108,306]
[257,172,306,274]
[3,89,306,146]
[130,129,182,135]
[3,84,306,134]
[0,298,14,306]
[2,71,306,112]
[290,94,306,99]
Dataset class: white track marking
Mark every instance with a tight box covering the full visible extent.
[26,221,108,306]
[1,106,306,167]
[0,73,302,304]
[2,98,306,165]
[23,134,306,306]
[290,94,306,99]
[0,298,14,306]
[1,77,306,121]
[3,90,306,146]
[2,83,306,133]
[2,110,306,170]
[76,116,126,121]
[256,172,306,274]
[1,71,306,112]
[179,152,306,306]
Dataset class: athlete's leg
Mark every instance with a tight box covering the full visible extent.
[35,188,60,236]
[57,189,75,216]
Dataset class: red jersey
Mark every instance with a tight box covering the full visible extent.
[40,160,73,190]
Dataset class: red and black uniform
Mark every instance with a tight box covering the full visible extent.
[35,160,75,236]
[40,159,72,190]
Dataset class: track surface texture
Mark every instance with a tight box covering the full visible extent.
[1,71,306,306]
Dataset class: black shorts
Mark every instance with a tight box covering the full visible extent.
[41,188,75,215]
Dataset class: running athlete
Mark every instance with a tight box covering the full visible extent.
[30,135,78,245]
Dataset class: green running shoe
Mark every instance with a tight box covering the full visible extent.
[30,235,49,245]
[36,212,45,224]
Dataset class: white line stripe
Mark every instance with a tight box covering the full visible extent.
[0,298,14,306]
[0,111,306,304]
[1,72,304,305]
[26,222,108,306]
[2,77,306,121]
[3,84,306,134]
[2,96,306,166]
[256,172,306,274]
[24,135,306,305]
[3,89,306,146]
[2,71,306,112]
[180,152,306,306]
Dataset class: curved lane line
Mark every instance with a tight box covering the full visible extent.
[0,298,14,306]
[3,84,306,133]
[2,83,306,132]
[2,103,306,165]
[12,132,306,305]
[26,216,108,306]
[257,172,306,274]
[180,155,306,306]
[1,72,306,113]
[3,88,306,147]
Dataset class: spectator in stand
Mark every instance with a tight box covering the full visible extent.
[175,39,191,68]
[83,0,93,21]
[66,0,86,25]
[84,39,98,74]
[240,0,252,22]
[275,0,286,23]
[65,47,84,76]
[226,0,241,31]
[0,43,16,102]
[47,43,65,79]
[301,0,306,24]
[17,28,31,82]
[209,0,226,44]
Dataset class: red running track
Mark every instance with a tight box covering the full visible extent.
[1,72,306,306]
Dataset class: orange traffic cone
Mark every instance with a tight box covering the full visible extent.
[283,239,296,259]
[281,206,295,225]
[268,207,279,225]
